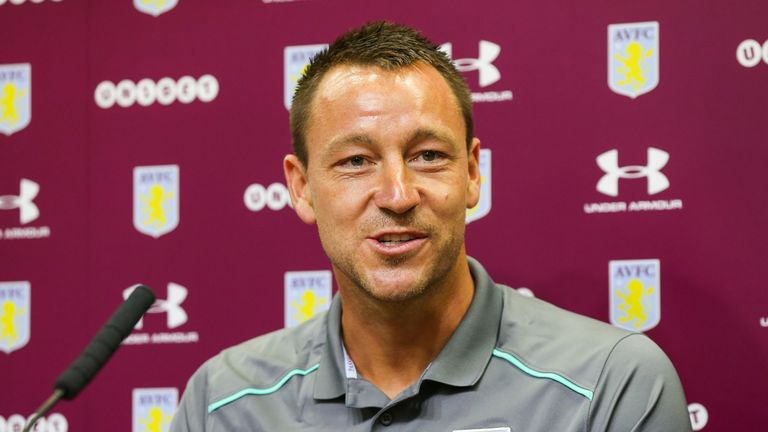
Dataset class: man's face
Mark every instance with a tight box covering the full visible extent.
[285,62,480,302]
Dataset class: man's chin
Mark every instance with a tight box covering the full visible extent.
[362,269,431,303]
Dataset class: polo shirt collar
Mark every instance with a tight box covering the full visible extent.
[313,292,346,400]
[421,257,502,387]
[312,256,502,400]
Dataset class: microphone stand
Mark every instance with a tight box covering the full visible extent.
[23,389,64,432]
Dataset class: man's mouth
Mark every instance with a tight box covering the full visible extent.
[377,233,418,246]
[367,231,428,256]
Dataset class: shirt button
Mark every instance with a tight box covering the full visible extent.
[379,411,393,426]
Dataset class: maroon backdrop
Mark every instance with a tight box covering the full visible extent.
[2,1,767,431]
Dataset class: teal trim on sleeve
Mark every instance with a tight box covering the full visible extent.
[492,348,594,400]
[207,364,320,414]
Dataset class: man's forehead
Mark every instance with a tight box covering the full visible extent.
[314,62,453,102]
[308,63,461,132]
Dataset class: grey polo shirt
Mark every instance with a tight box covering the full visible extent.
[170,258,691,431]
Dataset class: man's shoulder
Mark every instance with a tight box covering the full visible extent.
[498,285,630,345]
[191,312,327,403]
[220,312,326,367]
[495,285,664,393]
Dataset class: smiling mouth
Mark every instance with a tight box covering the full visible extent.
[377,233,419,246]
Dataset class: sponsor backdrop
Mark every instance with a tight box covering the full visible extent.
[1,0,766,431]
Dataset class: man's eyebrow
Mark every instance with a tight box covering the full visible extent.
[405,128,458,148]
[327,134,377,153]
[326,128,457,154]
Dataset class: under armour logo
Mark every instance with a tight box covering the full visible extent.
[440,40,501,87]
[124,282,188,329]
[596,147,670,197]
[0,179,39,224]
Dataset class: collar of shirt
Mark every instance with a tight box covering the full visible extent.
[312,257,503,407]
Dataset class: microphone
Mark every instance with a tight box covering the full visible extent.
[23,284,156,432]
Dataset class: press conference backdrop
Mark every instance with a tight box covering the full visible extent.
[1,0,767,430]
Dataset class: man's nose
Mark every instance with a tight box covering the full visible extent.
[373,161,421,214]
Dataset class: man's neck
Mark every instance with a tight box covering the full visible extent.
[338,256,475,400]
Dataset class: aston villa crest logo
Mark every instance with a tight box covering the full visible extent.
[609,259,661,332]
[133,165,179,238]
[284,44,327,110]
[0,281,31,354]
[466,149,491,223]
[134,0,178,17]
[608,22,659,98]
[0,64,31,136]
[284,271,332,328]
[132,387,178,432]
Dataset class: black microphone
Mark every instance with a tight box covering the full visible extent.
[54,284,155,397]
[23,284,155,432]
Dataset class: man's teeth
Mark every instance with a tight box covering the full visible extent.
[378,234,415,244]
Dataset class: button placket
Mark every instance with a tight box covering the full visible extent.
[378,411,393,426]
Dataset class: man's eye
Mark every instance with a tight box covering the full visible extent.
[422,151,436,161]
[339,156,369,169]
[349,156,365,167]
[409,150,444,165]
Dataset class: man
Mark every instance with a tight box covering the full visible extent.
[171,22,691,431]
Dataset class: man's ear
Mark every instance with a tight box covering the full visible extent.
[466,138,481,209]
[284,154,316,224]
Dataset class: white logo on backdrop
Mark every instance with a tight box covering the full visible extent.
[95,75,218,108]
[0,179,39,224]
[596,147,669,197]
[440,40,501,87]
[0,179,50,239]
[584,147,682,215]
[244,182,293,212]
[439,40,512,103]
[0,413,68,432]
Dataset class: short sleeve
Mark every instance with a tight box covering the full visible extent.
[587,333,692,432]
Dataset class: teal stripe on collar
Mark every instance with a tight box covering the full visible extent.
[492,348,594,400]
[208,364,320,413]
